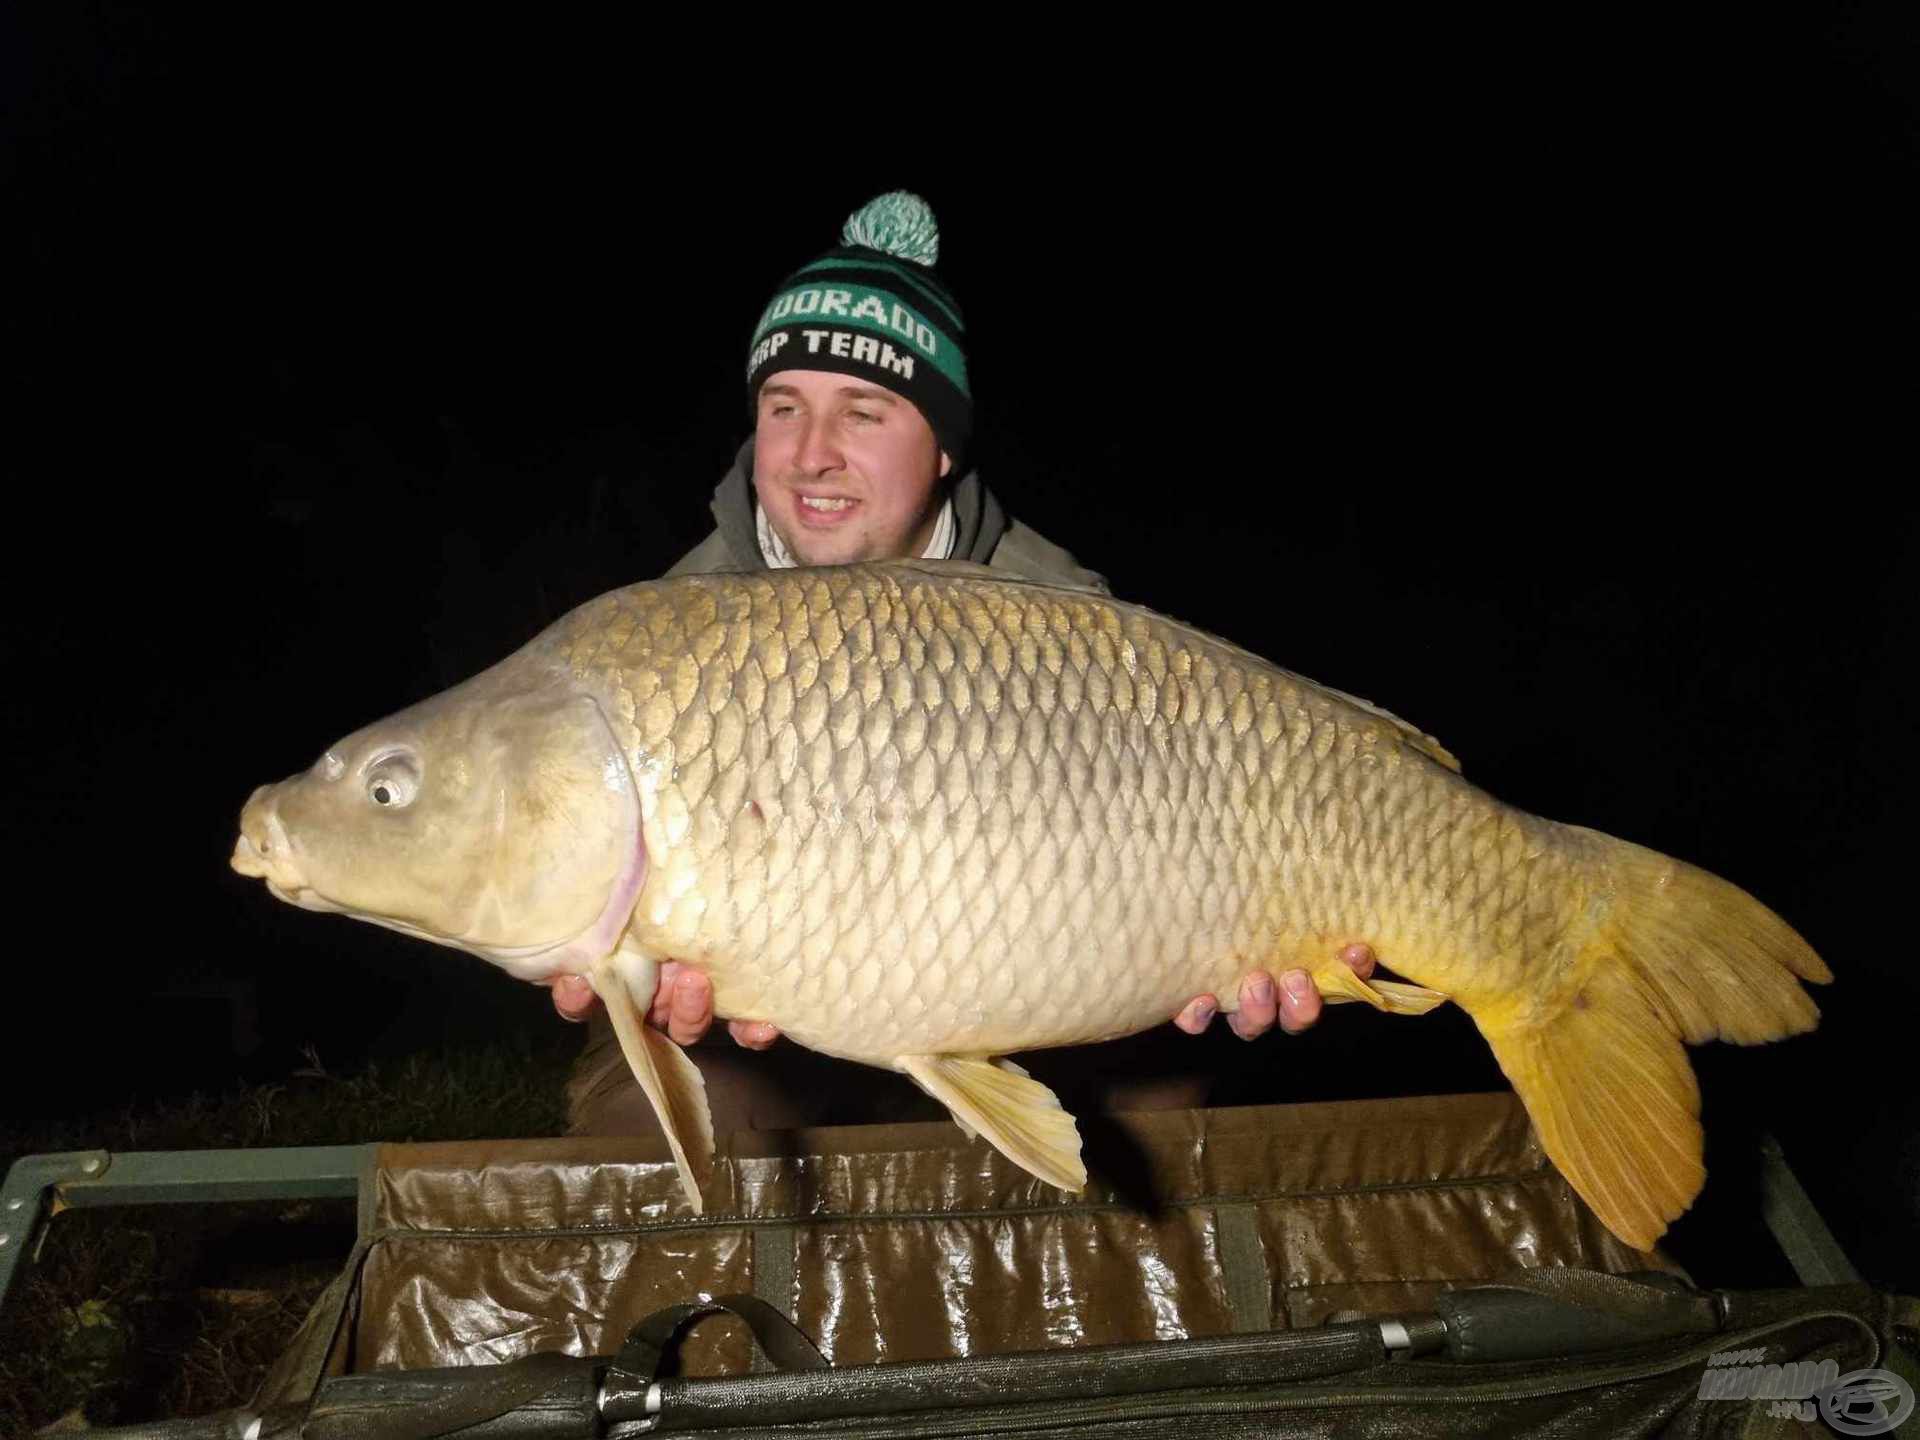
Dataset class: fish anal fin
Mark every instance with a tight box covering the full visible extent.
[1312,959,1451,1015]
[1482,962,1705,1253]
[590,955,715,1214]
[901,1055,1087,1194]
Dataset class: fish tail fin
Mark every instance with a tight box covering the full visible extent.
[1477,829,1830,1252]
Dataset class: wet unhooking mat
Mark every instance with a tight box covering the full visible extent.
[164,1094,1920,1436]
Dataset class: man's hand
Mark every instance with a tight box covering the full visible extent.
[1171,944,1377,1039]
[545,966,778,1050]
[550,942,1378,1052]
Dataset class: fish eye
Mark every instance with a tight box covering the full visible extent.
[365,754,420,809]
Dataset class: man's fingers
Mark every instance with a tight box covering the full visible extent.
[645,961,680,1029]
[1172,996,1218,1034]
[1228,973,1278,1040]
[666,969,714,1046]
[728,1019,780,1050]
[1176,945,1375,1041]
[548,973,598,1022]
[549,958,760,1051]
[1277,968,1322,1034]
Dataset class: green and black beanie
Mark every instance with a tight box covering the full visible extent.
[745,192,972,461]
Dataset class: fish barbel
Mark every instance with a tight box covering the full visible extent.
[231,560,1830,1250]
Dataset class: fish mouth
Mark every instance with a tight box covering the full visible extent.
[231,832,270,879]
[232,789,350,919]
[232,798,309,893]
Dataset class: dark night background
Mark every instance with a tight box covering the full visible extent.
[5,10,1916,1294]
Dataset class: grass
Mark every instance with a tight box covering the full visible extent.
[0,1031,576,1434]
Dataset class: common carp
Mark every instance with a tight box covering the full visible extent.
[231,560,1830,1250]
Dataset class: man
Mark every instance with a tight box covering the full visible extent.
[550,192,1375,1136]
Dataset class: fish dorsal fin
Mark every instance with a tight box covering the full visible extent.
[901,1054,1087,1193]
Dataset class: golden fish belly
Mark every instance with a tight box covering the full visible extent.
[555,563,1583,1067]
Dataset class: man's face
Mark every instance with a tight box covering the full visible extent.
[752,369,953,567]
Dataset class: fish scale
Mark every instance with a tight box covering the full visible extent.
[559,567,1490,1059]
[234,559,1830,1248]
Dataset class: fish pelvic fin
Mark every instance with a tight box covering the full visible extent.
[590,954,716,1215]
[902,1055,1088,1194]
[1312,960,1450,1015]
[1478,829,1830,1253]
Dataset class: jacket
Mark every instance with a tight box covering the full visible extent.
[664,440,1108,594]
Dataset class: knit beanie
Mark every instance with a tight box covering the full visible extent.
[744,192,972,461]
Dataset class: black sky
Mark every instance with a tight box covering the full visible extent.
[5,10,1917,1287]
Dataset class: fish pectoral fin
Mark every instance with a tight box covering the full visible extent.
[901,1055,1087,1194]
[1313,960,1451,1015]
[590,956,715,1215]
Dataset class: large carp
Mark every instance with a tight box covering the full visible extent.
[231,560,1829,1250]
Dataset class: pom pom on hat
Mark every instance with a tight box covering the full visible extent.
[841,191,940,267]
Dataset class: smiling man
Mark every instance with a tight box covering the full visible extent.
[751,376,949,565]
[665,193,1106,592]
[555,193,1372,1139]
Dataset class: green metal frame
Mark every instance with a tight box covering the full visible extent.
[0,1144,373,1317]
[1756,1133,1861,1287]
